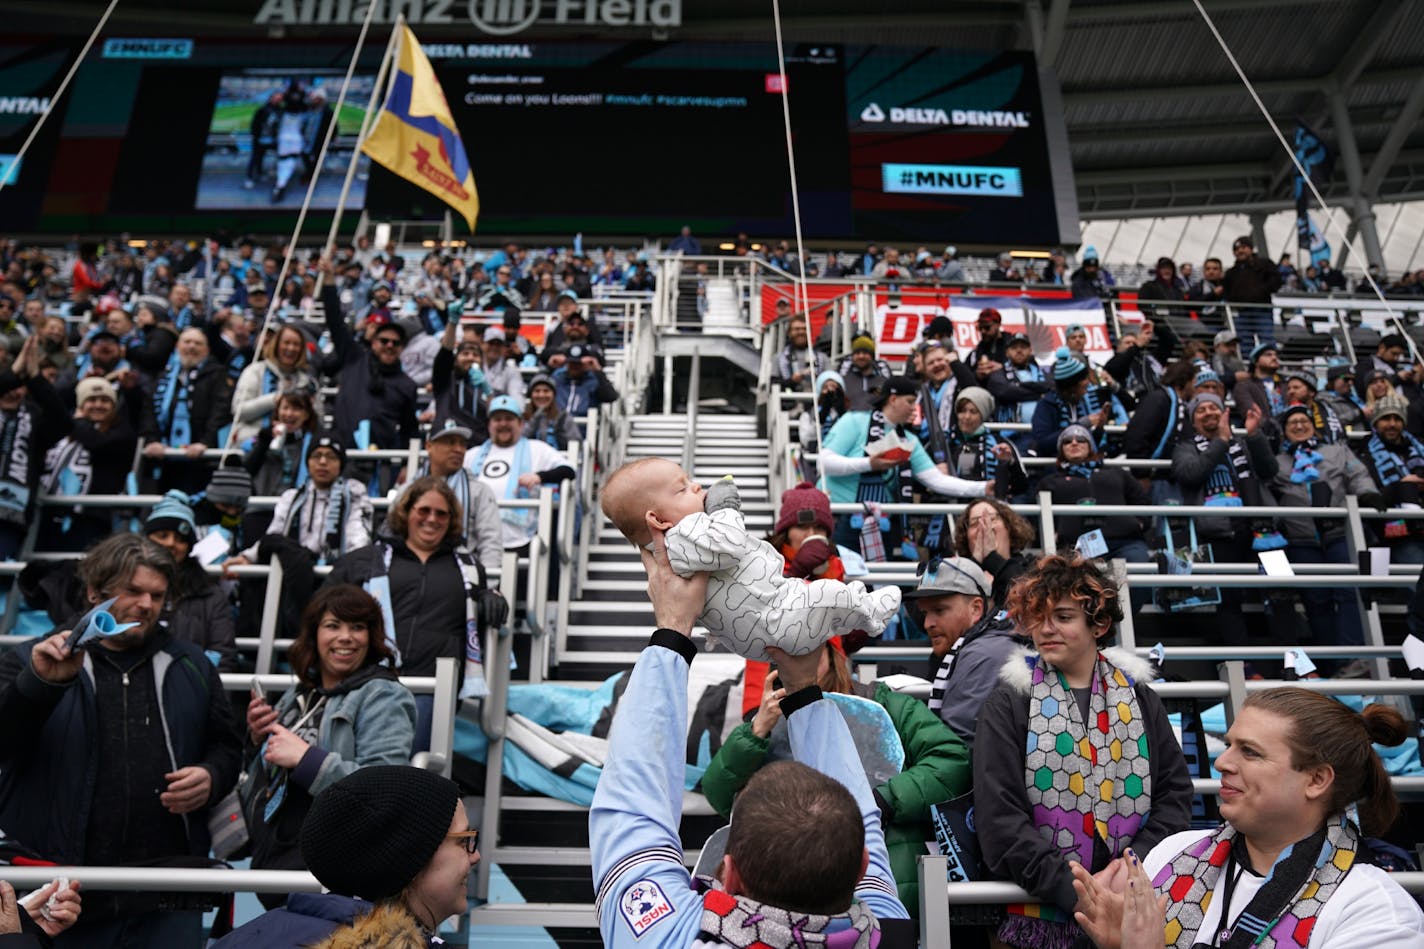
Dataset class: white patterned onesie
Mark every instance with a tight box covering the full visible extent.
[664,508,902,660]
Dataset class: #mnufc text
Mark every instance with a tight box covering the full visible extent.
[254,0,682,30]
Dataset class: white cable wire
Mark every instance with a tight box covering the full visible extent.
[769,0,822,486]
[1190,0,1418,359]
[222,1,385,454]
[0,0,121,192]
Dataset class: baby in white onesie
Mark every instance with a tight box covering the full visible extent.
[600,457,901,659]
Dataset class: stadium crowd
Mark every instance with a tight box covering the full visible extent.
[0,231,1421,948]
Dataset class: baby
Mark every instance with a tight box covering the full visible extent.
[600,457,901,659]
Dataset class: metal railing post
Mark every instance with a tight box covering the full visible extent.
[1219,660,1247,727]
[683,350,701,475]
[405,437,423,483]
[918,855,952,948]
[1037,490,1056,552]
[1343,495,1395,689]
[428,657,457,778]
[255,558,285,675]
[0,515,42,636]
[1113,559,1136,651]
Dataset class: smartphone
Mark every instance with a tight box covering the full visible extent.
[250,677,269,705]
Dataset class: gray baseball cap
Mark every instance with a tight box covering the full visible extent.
[904,555,990,601]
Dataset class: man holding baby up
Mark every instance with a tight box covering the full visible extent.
[591,466,914,947]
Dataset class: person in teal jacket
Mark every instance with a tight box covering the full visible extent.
[700,638,970,914]
[241,584,416,906]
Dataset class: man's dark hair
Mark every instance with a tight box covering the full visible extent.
[725,760,864,914]
[78,532,176,599]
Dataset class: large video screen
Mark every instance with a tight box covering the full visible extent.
[8,38,1068,244]
[195,72,375,210]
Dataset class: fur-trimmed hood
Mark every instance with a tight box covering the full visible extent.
[309,903,433,949]
[996,644,1155,694]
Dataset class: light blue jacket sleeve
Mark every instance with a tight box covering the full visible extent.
[787,696,910,921]
[590,642,704,948]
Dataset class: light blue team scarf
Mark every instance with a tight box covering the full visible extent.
[155,357,195,446]
[363,543,402,665]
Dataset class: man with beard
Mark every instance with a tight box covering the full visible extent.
[1232,341,1287,435]
[469,395,574,552]
[140,328,234,494]
[0,532,241,947]
[907,555,1026,751]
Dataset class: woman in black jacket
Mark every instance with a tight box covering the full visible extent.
[1037,423,1152,564]
[323,476,505,751]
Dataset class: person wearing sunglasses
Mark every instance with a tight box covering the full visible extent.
[325,475,506,747]
[1038,424,1153,568]
[239,585,415,907]
[973,554,1193,949]
[215,765,479,947]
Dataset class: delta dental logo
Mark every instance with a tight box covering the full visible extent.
[859,101,1030,128]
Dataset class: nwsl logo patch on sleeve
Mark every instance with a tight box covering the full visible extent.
[620,878,675,938]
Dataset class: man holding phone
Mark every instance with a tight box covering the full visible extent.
[0,533,242,947]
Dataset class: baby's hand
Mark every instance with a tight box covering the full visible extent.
[704,475,741,515]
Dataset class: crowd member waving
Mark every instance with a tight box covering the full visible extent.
[319,264,419,495]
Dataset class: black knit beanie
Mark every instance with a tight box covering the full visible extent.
[300,765,460,900]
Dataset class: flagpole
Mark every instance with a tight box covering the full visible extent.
[322,15,404,263]
[0,0,120,193]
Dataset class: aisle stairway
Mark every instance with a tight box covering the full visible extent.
[556,412,772,680]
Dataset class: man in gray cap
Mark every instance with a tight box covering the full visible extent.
[906,555,1028,750]
[409,417,502,571]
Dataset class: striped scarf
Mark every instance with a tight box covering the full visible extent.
[1152,816,1359,949]
[1366,431,1424,487]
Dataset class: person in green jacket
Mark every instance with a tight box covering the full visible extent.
[699,637,970,915]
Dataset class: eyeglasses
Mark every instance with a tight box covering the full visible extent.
[373,337,403,348]
[447,829,480,854]
[413,505,451,521]
[496,270,511,277]
[917,555,988,600]
[1062,435,1091,445]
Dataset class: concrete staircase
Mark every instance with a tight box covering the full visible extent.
[555,413,772,681]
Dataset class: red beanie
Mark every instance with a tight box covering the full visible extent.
[775,482,833,535]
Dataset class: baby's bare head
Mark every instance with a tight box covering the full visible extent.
[600,457,702,547]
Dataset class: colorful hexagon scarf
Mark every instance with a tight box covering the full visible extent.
[1150,816,1358,948]
[1001,654,1152,949]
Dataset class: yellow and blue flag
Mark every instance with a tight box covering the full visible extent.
[361,24,479,231]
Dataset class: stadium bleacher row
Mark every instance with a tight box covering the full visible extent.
[3,239,1424,949]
